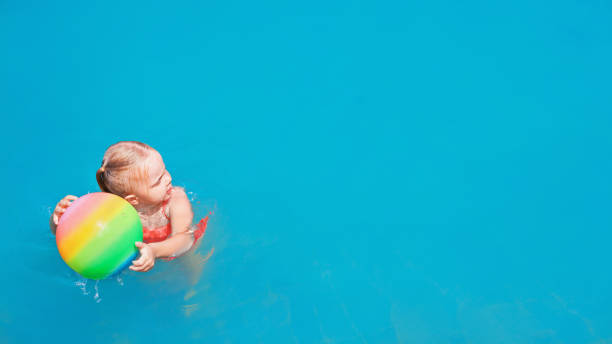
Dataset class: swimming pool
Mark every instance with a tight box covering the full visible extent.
[2,0,612,342]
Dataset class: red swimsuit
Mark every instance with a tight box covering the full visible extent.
[142,200,208,255]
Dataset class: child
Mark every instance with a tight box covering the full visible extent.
[50,141,207,272]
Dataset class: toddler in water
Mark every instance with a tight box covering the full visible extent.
[49,141,207,272]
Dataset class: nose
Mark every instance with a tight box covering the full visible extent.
[166,171,172,185]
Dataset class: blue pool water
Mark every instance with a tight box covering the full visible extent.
[2,0,612,342]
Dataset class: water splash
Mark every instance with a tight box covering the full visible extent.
[72,274,127,303]
[74,278,89,296]
[93,280,101,303]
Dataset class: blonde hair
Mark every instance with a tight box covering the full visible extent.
[96,141,154,197]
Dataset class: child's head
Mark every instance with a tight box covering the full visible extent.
[96,141,173,207]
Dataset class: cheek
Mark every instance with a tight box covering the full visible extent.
[144,186,160,198]
[158,186,168,196]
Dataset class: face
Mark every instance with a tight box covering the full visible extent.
[130,150,173,206]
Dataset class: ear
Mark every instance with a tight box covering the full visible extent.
[124,194,139,206]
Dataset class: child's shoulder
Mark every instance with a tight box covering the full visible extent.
[171,185,186,193]
[170,186,188,199]
[167,186,194,218]
[169,186,191,207]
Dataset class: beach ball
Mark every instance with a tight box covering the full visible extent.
[56,192,143,280]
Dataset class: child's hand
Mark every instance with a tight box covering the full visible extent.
[130,242,155,272]
[52,195,78,225]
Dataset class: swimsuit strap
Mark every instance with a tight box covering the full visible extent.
[161,199,171,220]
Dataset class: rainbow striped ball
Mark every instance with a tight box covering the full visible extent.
[56,192,143,280]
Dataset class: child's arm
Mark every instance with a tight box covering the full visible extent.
[49,195,78,234]
[130,188,194,271]
[50,215,57,234]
